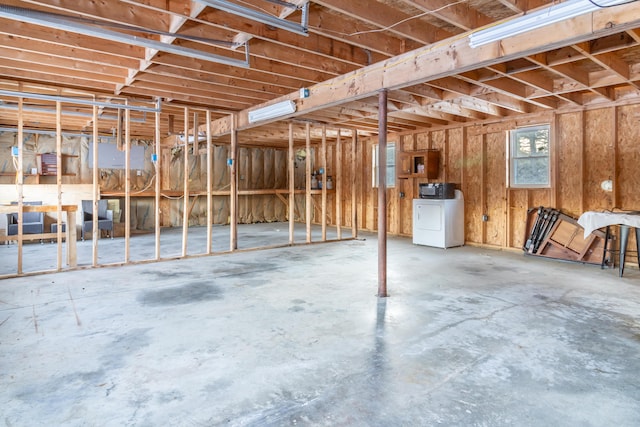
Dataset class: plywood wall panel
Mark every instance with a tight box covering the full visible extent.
[464,135,483,244]
[485,132,506,246]
[616,104,640,210]
[401,134,415,152]
[416,132,430,150]
[556,112,583,217]
[583,109,614,212]
[447,128,463,184]
[509,189,529,249]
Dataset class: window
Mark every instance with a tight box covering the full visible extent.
[509,124,550,187]
[372,142,396,188]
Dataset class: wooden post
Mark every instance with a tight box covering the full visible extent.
[92,105,99,267]
[56,101,62,270]
[288,123,295,245]
[182,107,189,257]
[321,125,327,241]
[230,114,238,251]
[206,110,213,254]
[612,107,619,208]
[154,98,161,260]
[16,97,24,274]
[305,122,312,243]
[351,131,357,238]
[125,104,131,263]
[378,89,388,298]
[336,129,342,240]
[481,133,487,245]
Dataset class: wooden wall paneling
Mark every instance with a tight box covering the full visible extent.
[615,104,640,210]
[464,133,483,244]
[401,133,414,152]
[529,189,551,210]
[431,130,445,180]
[556,112,583,218]
[448,128,463,185]
[364,138,375,231]
[550,113,559,209]
[400,178,413,236]
[416,132,430,150]
[485,132,507,247]
[584,108,614,211]
[443,130,449,182]
[616,104,640,267]
[509,189,529,249]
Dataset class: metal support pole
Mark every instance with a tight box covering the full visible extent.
[378,89,388,298]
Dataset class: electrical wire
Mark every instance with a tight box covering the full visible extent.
[587,0,638,7]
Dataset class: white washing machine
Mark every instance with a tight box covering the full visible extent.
[412,189,464,248]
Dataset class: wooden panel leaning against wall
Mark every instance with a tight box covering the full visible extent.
[353,103,640,253]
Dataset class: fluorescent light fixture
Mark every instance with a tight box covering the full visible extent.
[248,100,297,123]
[468,0,629,48]
[0,5,250,68]
[198,0,309,36]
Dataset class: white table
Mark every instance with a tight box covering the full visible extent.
[578,211,640,277]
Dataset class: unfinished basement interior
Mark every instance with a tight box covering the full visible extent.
[1,0,640,425]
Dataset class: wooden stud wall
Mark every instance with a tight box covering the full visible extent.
[353,104,640,258]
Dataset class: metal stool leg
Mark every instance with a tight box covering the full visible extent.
[619,225,630,277]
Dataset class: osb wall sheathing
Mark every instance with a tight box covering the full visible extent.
[485,132,506,247]
[463,133,483,244]
[357,103,640,255]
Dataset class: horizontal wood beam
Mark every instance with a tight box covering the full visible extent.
[208,4,640,137]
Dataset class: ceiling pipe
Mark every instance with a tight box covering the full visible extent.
[0,89,159,113]
[197,0,309,36]
[0,5,250,68]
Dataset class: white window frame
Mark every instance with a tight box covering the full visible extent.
[508,124,551,188]
[372,142,396,188]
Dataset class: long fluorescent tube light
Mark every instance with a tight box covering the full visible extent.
[468,0,629,48]
[198,0,309,36]
[0,5,250,68]
[248,100,297,123]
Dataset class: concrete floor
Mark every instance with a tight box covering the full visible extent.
[1,224,640,426]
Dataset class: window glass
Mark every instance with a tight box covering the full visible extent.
[510,125,550,187]
[372,143,396,188]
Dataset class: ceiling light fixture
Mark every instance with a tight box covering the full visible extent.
[0,5,250,68]
[197,0,309,36]
[468,0,630,48]
[248,100,297,123]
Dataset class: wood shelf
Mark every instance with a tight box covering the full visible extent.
[397,149,439,179]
